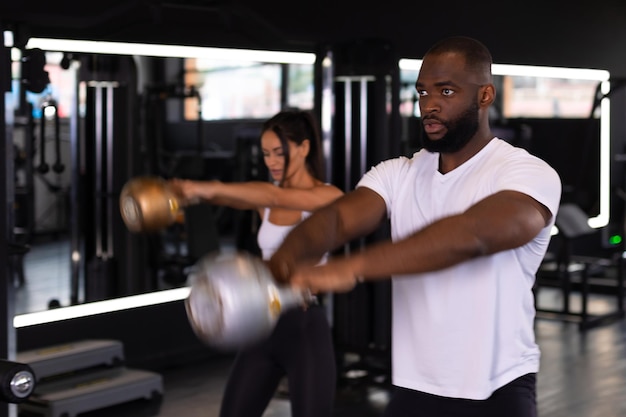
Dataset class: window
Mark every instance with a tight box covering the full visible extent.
[500,75,599,118]
[184,59,314,120]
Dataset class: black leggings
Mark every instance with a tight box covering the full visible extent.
[219,304,336,417]
[382,373,537,417]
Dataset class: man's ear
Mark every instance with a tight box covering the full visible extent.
[479,84,496,107]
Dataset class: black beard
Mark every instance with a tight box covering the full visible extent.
[421,102,480,153]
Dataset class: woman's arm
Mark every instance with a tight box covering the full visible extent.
[170,179,344,212]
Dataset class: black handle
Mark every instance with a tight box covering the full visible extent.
[37,103,49,174]
[52,102,64,173]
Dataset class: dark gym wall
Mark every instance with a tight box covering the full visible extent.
[2,1,626,77]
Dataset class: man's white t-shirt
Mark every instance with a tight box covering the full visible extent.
[357,138,562,400]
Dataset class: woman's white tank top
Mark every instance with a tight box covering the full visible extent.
[257,208,312,260]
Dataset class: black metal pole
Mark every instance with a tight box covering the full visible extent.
[0,26,18,417]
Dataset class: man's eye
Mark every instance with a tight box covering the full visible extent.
[442,88,454,96]
[416,90,427,97]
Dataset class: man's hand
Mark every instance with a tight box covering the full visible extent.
[290,257,361,294]
[267,255,295,285]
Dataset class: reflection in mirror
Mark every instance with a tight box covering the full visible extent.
[13,50,75,315]
[14,38,316,319]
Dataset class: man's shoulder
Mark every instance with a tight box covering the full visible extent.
[492,138,552,164]
[372,152,424,173]
[385,149,433,164]
[490,138,561,183]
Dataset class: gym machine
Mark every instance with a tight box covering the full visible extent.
[139,83,222,287]
[71,54,151,304]
[315,39,402,387]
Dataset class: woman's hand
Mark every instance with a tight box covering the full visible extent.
[169,178,207,205]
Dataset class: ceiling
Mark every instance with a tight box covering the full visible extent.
[3,1,626,77]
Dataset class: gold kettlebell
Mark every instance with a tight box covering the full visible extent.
[119,176,184,233]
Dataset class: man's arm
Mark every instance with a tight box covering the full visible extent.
[284,189,553,293]
[269,187,387,281]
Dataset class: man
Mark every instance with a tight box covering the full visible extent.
[268,36,562,417]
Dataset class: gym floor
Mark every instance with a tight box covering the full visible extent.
[16,237,626,417]
[88,311,626,417]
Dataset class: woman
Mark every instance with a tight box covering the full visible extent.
[169,109,343,417]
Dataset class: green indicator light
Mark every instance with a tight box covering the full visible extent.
[609,235,622,245]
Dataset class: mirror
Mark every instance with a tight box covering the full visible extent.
[13,38,317,319]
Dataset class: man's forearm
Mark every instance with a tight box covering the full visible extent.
[270,204,343,280]
[269,187,388,282]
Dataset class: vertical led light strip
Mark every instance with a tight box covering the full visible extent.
[590,80,611,229]
[400,59,612,229]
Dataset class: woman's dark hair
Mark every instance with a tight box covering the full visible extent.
[262,109,325,184]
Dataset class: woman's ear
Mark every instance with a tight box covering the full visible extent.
[301,139,311,156]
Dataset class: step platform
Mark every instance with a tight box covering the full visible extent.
[18,366,163,417]
[16,340,125,381]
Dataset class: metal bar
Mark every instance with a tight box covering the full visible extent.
[359,78,368,251]
[70,80,82,305]
[319,51,334,183]
[106,84,114,258]
[343,80,351,194]
[359,78,368,182]
[618,253,625,314]
[1,27,18,417]
[93,83,103,258]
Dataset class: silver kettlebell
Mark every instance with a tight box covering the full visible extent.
[185,251,315,351]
